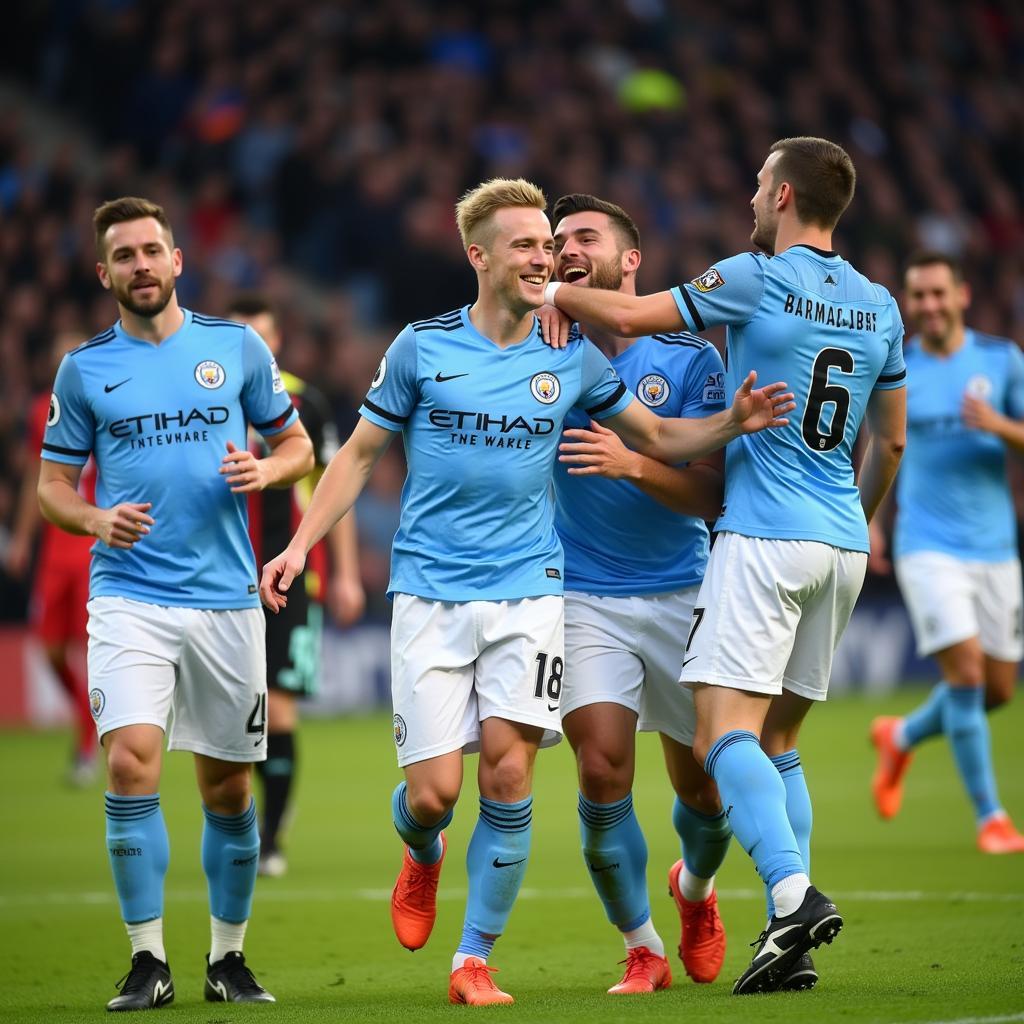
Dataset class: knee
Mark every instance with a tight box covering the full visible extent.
[676,778,721,816]
[985,681,1014,712]
[105,742,158,793]
[947,652,985,688]
[576,745,631,803]
[481,751,531,804]
[203,771,252,816]
[406,782,459,825]
[691,731,713,770]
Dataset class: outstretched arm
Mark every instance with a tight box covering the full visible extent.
[571,371,793,465]
[260,417,394,611]
[544,283,684,342]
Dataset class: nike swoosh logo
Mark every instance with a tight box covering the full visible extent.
[253,737,265,747]
[588,861,620,873]
[435,372,469,382]
[104,378,132,393]
[492,856,526,868]
[681,656,698,668]
[757,924,801,962]
[547,704,559,712]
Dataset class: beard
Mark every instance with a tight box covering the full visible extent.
[114,275,176,317]
[589,257,623,291]
[750,213,777,256]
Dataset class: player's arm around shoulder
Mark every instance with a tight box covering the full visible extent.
[260,417,393,613]
[542,286,685,346]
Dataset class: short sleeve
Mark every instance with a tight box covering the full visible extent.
[359,326,420,431]
[576,339,633,420]
[679,344,727,419]
[670,252,767,332]
[41,355,94,465]
[874,296,907,391]
[1005,343,1024,420]
[242,325,299,436]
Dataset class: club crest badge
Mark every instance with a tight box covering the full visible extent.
[966,374,992,399]
[89,688,106,719]
[195,360,226,389]
[393,714,407,747]
[530,372,560,404]
[638,374,670,408]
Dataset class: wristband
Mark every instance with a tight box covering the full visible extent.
[544,281,563,306]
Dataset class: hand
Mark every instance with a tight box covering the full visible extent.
[558,419,641,478]
[537,303,573,349]
[260,546,306,613]
[220,441,270,493]
[867,518,891,576]
[328,574,366,626]
[961,394,1004,435]
[5,534,32,578]
[729,371,795,434]
[94,502,154,550]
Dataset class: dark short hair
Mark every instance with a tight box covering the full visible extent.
[767,137,856,229]
[904,250,964,282]
[551,193,641,250]
[227,292,275,319]
[93,197,173,257]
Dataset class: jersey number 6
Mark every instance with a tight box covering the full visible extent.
[802,347,854,453]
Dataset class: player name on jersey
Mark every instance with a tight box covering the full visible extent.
[783,294,879,332]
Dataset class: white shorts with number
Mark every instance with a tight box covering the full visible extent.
[563,588,699,746]
[678,532,867,701]
[895,551,1024,661]
[390,593,564,767]
[87,596,268,762]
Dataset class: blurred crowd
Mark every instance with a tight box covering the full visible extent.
[1,0,1022,618]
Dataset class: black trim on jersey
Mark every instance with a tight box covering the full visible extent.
[653,332,707,349]
[678,287,706,332]
[42,441,91,457]
[361,398,407,425]
[790,243,839,258]
[70,328,116,356]
[252,406,296,431]
[586,381,628,416]
[876,369,907,384]
[192,314,244,329]
[412,309,462,332]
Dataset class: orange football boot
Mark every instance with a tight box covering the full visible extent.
[870,716,913,820]
[448,957,514,1005]
[977,813,1024,854]
[390,833,447,950]
[607,946,672,994]
[668,859,726,983]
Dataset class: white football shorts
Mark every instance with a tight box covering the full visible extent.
[562,588,700,746]
[678,532,867,701]
[895,551,1023,661]
[390,593,564,767]
[87,596,268,762]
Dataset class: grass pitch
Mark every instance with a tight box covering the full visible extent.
[1,692,1022,1023]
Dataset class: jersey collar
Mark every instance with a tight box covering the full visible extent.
[788,243,840,258]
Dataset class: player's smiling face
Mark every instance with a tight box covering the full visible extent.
[750,153,783,255]
[97,217,182,318]
[481,206,554,314]
[904,262,968,347]
[553,211,626,291]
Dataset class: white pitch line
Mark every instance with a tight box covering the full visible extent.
[899,1016,1024,1024]
[1,886,1022,909]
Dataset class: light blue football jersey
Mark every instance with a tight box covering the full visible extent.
[358,306,633,601]
[671,246,906,553]
[894,329,1024,562]
[554,332,726,595]
[42,310,298,608]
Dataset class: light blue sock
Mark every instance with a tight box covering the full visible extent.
[459,796,532,948]
[579,793,651,931]
[765,749,812,918]
[901,682,949,748]
[943,686,1001,821]
[202,799,260,924]
[704,731,804,889]
[105,793,169,924]
[391,781,452,865]
[671,797,732,879]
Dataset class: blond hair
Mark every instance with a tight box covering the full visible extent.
[455,178,547,250]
